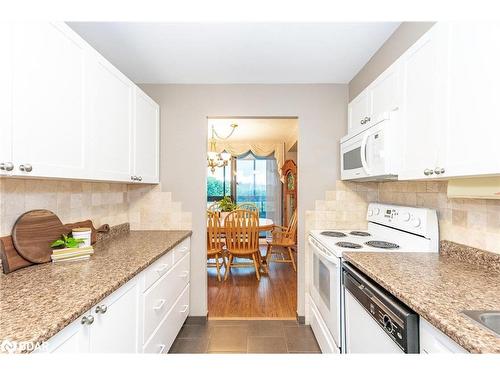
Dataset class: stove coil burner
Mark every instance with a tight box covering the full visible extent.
[320,231,347,238]
[365,241,400,249]
[350,231,371,237]
[335,241,363,249]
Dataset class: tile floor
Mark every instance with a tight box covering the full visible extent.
[169,319,321,354]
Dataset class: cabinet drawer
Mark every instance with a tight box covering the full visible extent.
[172,238,190,264]
[143,250,175,292]
[142,253,190,344]
[143,283,190,354]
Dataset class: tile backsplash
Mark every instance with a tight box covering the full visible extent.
[0,178,192,237]
[308,180,500,254]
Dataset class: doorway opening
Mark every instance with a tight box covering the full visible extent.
[206,117,298,319]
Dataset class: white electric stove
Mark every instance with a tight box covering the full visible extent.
[307,203,439,354]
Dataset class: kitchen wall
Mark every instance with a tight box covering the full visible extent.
[0,178,191,239]
[139,84,348,317]
[310,180,500,254]
[349,22,435,100]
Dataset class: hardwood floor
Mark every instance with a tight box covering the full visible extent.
[207,246,297,319]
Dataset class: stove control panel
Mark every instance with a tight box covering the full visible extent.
[367,203,438,239]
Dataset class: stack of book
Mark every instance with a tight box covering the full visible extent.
[51,246,94,263]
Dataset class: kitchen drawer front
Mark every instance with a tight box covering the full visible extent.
[143,283,190,354]
[143,250,175,292]
[142,253,190,344]
[172,237,190,264]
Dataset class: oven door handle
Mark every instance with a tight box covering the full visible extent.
[309,237,340,267]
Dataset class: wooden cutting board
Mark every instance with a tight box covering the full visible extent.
[12,210,66,263]
[0,236,33,273]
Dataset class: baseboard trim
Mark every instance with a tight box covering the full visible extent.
[186,315,208,324]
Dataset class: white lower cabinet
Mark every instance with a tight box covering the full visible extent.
[143,284,190,354]
[420,318,467,354]
[38,239,190,354]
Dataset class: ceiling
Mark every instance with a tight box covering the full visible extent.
[68,22,400,84]
[208,118,298,146]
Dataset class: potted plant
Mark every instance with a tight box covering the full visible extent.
[218,196,236,221]
[50,234,85,249]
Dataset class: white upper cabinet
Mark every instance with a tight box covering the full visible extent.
[11,23,88,179]
[133,89,160,183]
[1,22,159,184]
[0,23,13,176]
[370,63,401,116]
[85,54,134,182]
[398,24,449,180]
[348,90,371,136]
[443,22,500,178]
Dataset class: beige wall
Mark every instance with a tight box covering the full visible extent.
[140,84,348,317]
[349,22,435,101]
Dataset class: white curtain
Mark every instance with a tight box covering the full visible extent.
[265,158,282,227]
[213,141,286,182]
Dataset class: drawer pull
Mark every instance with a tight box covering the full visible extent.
[179,305,188,313]
[156,264,169,274]
[178,246,188,254]
[178,271,189,278]
[153,299,167,311]
[158,344,166,354]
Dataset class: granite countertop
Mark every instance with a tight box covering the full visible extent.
[0,230,191,352]
[343,250,500,353]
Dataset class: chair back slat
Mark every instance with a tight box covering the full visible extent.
[207,210,224,255]
[224,209,259,255]
[236,203,259,214]
[287,210,298,240]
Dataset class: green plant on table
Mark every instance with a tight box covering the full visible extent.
[218,196,237,212]
[50,234,84,249]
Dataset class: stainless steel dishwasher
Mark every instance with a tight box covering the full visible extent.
[342,262,419,353]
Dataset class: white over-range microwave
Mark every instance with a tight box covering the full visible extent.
[340,111,400,181]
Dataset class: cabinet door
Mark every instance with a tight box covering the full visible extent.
[0,23,13,175]
[89,278,139,353]
[399,24,448,180]
[86,54,133,182]
[348,90,371,135]
[133,89,160,183]
[442,22,500,178]
[370,63,401,116]
[36,311,91,353]
[11,22,87,179]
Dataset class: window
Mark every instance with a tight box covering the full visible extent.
[207,164,232,202]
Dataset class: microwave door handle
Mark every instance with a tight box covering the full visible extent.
[360,132,372,175]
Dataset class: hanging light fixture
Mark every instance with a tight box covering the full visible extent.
[207,123,238,174]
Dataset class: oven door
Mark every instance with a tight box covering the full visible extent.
[309,236,341,351]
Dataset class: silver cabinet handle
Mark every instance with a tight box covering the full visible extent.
[0,162,14,171]
[81,315,94,325]
[360,119,365,125]
[131,175,137,181]
[424,169,434,176]
[365,116,371,122]
[138,176,143,182]
[19,164,33,172]
[95,304,108,314]
[434,167,445,175]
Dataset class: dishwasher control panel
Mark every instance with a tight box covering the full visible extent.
[342,262,419,353]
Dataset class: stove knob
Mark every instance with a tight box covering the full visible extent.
[367,209,373,217]
[412,217,421,228]
[374,208,380,215]
[401,212,411,222]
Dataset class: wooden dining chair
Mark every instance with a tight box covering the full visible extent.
[223,209,261,281]
[207,211,226,282]
[207,201,222,213]
[265,210,297,272]
[236,202,259,214]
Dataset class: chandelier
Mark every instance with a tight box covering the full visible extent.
[207,123,238,174]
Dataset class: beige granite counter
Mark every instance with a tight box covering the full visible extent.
[0,230,191,352]
[343,250,500,353]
